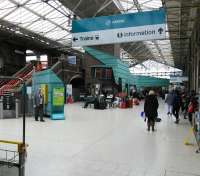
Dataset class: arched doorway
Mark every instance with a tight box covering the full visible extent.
[69,75,84,101]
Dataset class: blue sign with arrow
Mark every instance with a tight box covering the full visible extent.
[72,8,166,46]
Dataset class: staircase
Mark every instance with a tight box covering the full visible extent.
[0,63,42,96]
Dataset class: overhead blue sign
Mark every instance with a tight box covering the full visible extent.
[72,9,166,46]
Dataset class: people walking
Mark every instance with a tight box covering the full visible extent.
[172,90,181,124]
[188,90,198,124]
[34,88,45,122]
[165,90,174,116]
[144,90,159,131]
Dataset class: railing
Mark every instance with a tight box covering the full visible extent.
[0,63,40,96]
[0,140,27,176]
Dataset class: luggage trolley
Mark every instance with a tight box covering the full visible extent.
[0,76,27,176]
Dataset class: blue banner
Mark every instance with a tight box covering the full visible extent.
[72,9,165,33]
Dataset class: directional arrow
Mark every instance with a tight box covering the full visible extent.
[73,37,78,42]
[158,28,164,35]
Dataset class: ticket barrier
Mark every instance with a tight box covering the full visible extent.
[0,94,19,119]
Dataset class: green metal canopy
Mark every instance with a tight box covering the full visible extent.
[132,75,169,88]
[84,47,169,89]
[84,47,132,88]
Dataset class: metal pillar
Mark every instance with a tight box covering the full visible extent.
[114,44,120,58]
[16,98,19,118]
[36,55,40,62]
[196,50,199,92]
[0,96,3,119]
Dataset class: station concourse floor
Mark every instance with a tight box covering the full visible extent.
[0,100,200,176]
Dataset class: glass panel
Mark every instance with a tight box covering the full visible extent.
[0,0,16,18]
[26,0,55,16]
[45,30,69,40]
[15,0,30,4]
[4,7,39,25]
[27,20,56,33]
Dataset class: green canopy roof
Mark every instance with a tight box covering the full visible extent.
[84,47,132,87]
[84,47,169,88]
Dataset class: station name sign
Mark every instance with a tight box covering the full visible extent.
[72,9,166,46]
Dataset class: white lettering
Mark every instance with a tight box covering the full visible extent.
[112,19,125,24]
[80,36,94,41]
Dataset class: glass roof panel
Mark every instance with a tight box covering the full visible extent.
[0,0,73,46]
[26,0,55,16]
[15,0,30,4]
[4,7,39,25]
[0,0,17,18]
[118,0,174,66]
[45,29,69,40]
[26,19,57,34]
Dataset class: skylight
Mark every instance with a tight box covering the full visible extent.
[0,0,73,45]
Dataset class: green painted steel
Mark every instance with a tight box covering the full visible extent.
[85,47,131,89]
[32,69,65,120]
[84,47,169,89]
[132,75,169,88]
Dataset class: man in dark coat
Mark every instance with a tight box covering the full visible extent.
[165,90,174,116]
[172,90,181,124]
[144,90,159,131]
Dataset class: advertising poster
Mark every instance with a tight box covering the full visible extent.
[41,84,48,104]
[53,87,64,106]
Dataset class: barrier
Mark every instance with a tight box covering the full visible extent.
[0,140,27,176]
[0,76,27,175]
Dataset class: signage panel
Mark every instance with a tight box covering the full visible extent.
[72,9,166,46]
[53,87,64,106]
[67,56,76,65]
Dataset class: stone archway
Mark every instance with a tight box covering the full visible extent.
[69,75,84,101]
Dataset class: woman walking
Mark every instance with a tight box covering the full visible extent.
[144,90,159,131]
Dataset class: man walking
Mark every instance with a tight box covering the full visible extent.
[165,90,174,116]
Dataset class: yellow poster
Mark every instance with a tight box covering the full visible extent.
[41,84,48,104]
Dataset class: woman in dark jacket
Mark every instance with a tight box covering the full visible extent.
[144,90,159,131]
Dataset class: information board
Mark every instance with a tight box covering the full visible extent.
[72,9,166,46]
[67,56,76,65]
[53,87,64,106]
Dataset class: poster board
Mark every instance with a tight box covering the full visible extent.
[53,87,64,106]
[41,84,48,104]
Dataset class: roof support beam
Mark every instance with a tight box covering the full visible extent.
[132,0,168,64]
[93,0,113,17]
[0,0,30,19]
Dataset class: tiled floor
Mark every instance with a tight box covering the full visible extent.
[0,100,200,176]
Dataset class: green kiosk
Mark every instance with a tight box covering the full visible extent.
[32,69,65,120]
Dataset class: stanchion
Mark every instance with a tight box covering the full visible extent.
[0,96,3,119]
[16,98,19,118]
